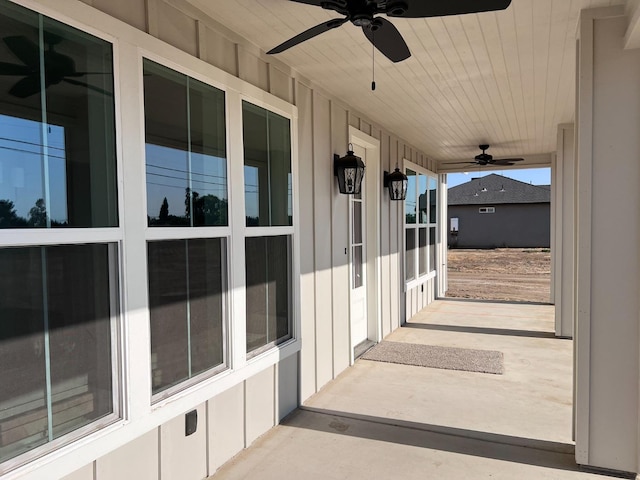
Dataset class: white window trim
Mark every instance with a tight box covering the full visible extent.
[0,2,126,474]
[479,206,496,213]
[1,0,301,478]
[403,160,438,292]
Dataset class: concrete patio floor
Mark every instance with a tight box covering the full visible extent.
[210,299,631,479]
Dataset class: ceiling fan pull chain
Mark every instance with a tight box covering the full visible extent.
[371,30,376,91]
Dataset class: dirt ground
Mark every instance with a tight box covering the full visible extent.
[446,248,551,303]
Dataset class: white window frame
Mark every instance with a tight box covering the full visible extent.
[404,160,438,291]
[0,3,124,473]
[239,98,297,361]
[1,0,301,477]
[140,55,232,404]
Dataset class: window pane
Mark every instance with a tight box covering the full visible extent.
[405,169,416,224]
[189,79,227,227]
[429,227,436,273]
[429,177,437,224]
[144,60,227,227]
[188,239,224,375]
[148,238,225,395]
[0,243,115,461]
[418,174,428,224]
[0,3,118,228]
[245,236,291,353]
[405,228,416,281]
[419,228,427,276]
[243,102,292,227]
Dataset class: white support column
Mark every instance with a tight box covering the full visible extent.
[437,173,448,298]
[575,6,640,474]
[554,124,575,339]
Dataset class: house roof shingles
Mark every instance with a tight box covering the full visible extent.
[448,174,551,206]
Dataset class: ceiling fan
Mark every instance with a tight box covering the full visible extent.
[0,34,109,98]
[449,144,525,166]
[267,0,512,63]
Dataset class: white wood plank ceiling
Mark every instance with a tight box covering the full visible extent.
[187,0,626,169]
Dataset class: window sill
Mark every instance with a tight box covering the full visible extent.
[404,270,436,292]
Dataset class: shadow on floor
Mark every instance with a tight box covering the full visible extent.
[403,322,561,339]
[292,408,633,478]
[442,297,554,306]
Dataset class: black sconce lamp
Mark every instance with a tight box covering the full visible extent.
[383,167,408,201]
[334,144,365,195]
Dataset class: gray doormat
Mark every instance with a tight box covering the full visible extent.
[361,341,504,375]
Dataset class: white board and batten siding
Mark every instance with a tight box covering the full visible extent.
[4,0,439,479]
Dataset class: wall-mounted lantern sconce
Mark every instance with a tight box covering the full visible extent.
[334,144,365,195]
[383,167,408,201]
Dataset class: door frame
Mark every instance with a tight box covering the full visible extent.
[348,126,382,365]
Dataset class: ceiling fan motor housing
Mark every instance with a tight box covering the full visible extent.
[386,1,408,16]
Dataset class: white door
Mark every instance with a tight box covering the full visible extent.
[350,144,368,348]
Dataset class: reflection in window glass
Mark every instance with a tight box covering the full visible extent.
[243,102,292,227]
[144,60,227,227]
[0,243,116,461]
[429,177,437,224]
[0,2,117,228]
[405,229,416,281]
[418,174,428,224]
[405,169,416,224]
[245,236,291,353]
[148,238,225,395]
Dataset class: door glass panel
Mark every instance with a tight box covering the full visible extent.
[352,201,362,244]
[353,245,363,288]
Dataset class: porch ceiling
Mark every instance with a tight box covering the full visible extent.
[187,0,625,171]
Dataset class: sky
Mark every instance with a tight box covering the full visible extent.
[446,167,551,188]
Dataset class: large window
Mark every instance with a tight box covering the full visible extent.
[243,101,292,355]
[0,0,120,467]
[143,60,228,398]
[405,165,437,284]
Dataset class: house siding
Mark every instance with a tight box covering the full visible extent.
[448,203,551,249]
[4,0,439,478]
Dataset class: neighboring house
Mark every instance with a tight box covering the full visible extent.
[447,174,551,248]
[0,1,639,479]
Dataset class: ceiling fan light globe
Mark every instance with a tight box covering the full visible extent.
[352,14,373,27]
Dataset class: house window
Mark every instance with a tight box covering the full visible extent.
[405,165,437,284]
[0,0,120,467]
[143,60,229,398]
[243,101,292,355]
[479,207,496,214]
